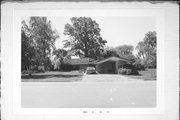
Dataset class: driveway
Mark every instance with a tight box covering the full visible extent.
[82,74,143,82]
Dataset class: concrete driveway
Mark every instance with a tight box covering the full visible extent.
[82,74,142,82]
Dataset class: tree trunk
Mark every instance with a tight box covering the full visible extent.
[84,49,88,57]
[84,41,88,57]
[43,49,46,71]
[27,65,32,76]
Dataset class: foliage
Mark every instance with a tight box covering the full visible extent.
[63,17,107,59]
[53,48,68,58]
[114,45,136,60]
[118,64,139,75]
[118,68,139,75]
[21,30,36,71]
[21,17,59,71]
[99,47,119,59]
[51,49,69,70]
[133,57,146,70]
[99,45,135,61]
[136,31,156,68]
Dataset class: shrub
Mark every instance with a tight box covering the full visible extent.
[118,67,139,75]
[61,64,72,71]
[118,68,130,75]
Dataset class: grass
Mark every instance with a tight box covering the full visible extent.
[122,69,156,81]
[22,69,157,82]
[21,71,83,82]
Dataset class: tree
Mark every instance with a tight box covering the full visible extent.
[99,46,119,59]
[63,17,107,59]
[136,31,156,68]
[99,45,135,61]
[52,48,68,70]
[21,17,59,71]
[21,29,36,71]
[114,45,135,60]
[53,48,68,58]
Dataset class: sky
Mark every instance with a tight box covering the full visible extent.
[48,16,156,54]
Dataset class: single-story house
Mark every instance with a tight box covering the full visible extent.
[62,58,94,71]
[61,56,132,73]
[94,56,132,74]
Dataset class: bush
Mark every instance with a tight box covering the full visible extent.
[118,68,131,75]
[61,64,72,71]
[133,62,146,71]
[118,65,139,75]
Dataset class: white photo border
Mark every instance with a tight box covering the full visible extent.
[12,8,165,115]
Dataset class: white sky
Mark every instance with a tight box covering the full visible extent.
[48,16,156,54]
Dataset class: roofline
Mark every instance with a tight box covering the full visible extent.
[94,56,132,64]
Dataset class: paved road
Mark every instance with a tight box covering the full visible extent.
[22,74,156,108]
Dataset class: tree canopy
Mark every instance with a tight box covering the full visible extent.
[136,31,156,68]
[114,45,135,60]
[99,46,118,59]
[53,48,68,58]
[63,17,107,59]
[21,17,59,71]
[21,30,36,71]
[99,45,135,60]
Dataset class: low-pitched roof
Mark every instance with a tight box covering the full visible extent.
[63,58,93,65]
[63,56,131,65]
[95,56,132,64]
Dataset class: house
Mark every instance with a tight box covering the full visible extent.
[61,56,132,73]
[62,58,94,71]
[94,56,132,74]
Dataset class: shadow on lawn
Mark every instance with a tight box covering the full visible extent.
[22,74,82,79]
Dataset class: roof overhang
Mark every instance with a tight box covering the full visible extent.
[95,56,132,65]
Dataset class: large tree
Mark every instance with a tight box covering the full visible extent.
[52,48,68,70]
[99,46,118,59]
[99,45,135,60]
[63,17,107,59]
[21,17,59,71]
[136,31,156,68]
[21,29,36,71]
[53,48,68,58]
[114,45,135,60]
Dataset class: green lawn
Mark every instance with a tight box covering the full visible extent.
[22,69,156,82]
[21,71,83,82]
[122,69,156,81]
